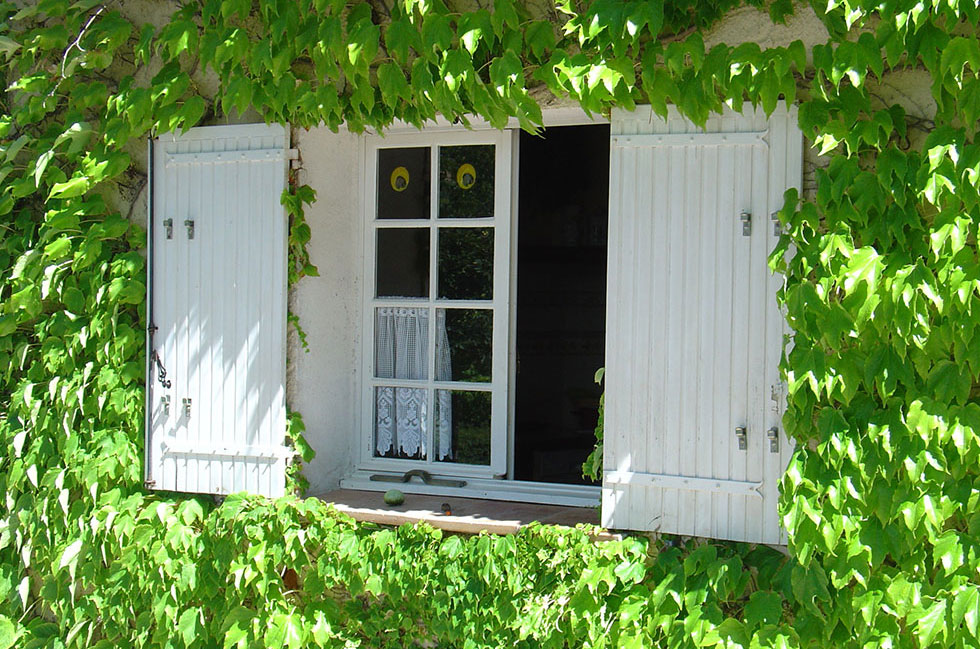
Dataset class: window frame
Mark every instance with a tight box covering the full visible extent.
[359,129,514,479]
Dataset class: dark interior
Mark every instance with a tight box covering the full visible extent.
[514,125,609,485]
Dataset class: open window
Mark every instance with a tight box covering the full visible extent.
[146,108,803,544]
[360,131,513,479]
[348,124,610,507]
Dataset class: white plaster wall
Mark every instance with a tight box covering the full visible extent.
[288,128,362,496]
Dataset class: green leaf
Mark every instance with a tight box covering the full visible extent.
[745,591,783,627]
[953,587,980,636]
[378,63,410,108]
[48,176,90,200]
[933,531,965,575]
[0,36,21,60]
[913,599,947,647]
[108,278,145,305]
[0,615,21,649]
[178,608,201,647]
[0,315,17,337]
[62,287,85,312]
[34,150,54,187]
[524,21,555,59]
[180,96,207,132]
[927,360,971,404]
[59,539,82,573]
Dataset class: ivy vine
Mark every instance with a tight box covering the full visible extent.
[1,0,979,647]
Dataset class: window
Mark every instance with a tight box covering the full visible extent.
[361,131,512,478]
[360,125,613,495]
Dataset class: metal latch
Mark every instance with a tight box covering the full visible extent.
[163,218,173,239]
[740,211,751,236]
[771,211,782,237]
[182,397,192,418]
[184,219,195,240]
[369,469,467,488]
[767,427,780,453]
[160,395,170,417]
[735,426,747,451]
[152,351,172,389]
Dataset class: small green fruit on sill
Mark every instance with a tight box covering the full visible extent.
[384,489,405,506]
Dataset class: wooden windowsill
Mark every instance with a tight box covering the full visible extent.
[318,489,617,540]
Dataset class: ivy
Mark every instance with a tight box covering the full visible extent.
[2,0,980,647]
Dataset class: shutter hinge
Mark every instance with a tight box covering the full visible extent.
[144,479,156,489]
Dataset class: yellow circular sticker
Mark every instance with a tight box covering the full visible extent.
[456,163,476,190]
[390,166,409,192]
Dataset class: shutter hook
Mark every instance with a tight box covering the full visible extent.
[767,427,780,453]
[151,351,172,389]
[739,211,751,237]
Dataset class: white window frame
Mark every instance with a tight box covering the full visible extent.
[358,129,514,479]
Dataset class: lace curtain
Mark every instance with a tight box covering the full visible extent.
[375,307,453,459]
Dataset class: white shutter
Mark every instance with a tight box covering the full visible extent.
[602,105,802,544]
[146,124,290,498]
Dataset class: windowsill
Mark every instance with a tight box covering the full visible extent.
[318,489,618,540]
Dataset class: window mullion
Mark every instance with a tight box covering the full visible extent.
[427,145,439,463]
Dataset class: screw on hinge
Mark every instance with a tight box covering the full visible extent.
[735,426,747,451]
[739,211,751,236]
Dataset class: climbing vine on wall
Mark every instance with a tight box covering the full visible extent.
[1,0,980,647]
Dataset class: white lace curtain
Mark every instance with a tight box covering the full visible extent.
[375,307,453,459]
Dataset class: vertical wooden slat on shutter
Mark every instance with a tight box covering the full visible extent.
[602,104,802,543]
[146,123,290,498]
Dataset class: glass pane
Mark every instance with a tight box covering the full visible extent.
[438,227,493,300]
[435,390,491,465]
[375,307,429,380]
[377,228,429,298]
[374,386,428,460]
[436,309,492,382]
[439,145,494,218]
[378,147,430,220]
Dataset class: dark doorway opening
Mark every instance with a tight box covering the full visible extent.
[514,125,609,485]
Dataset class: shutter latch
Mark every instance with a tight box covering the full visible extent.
[160,395,170,417]
[735,426,747,450]
[182,397,192,418]
[163,218,173,239]
[184,219,195,240]
[771,211,782,237]
[740,211,751,236]
[151,351,172,389]
[767,427,780,453]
